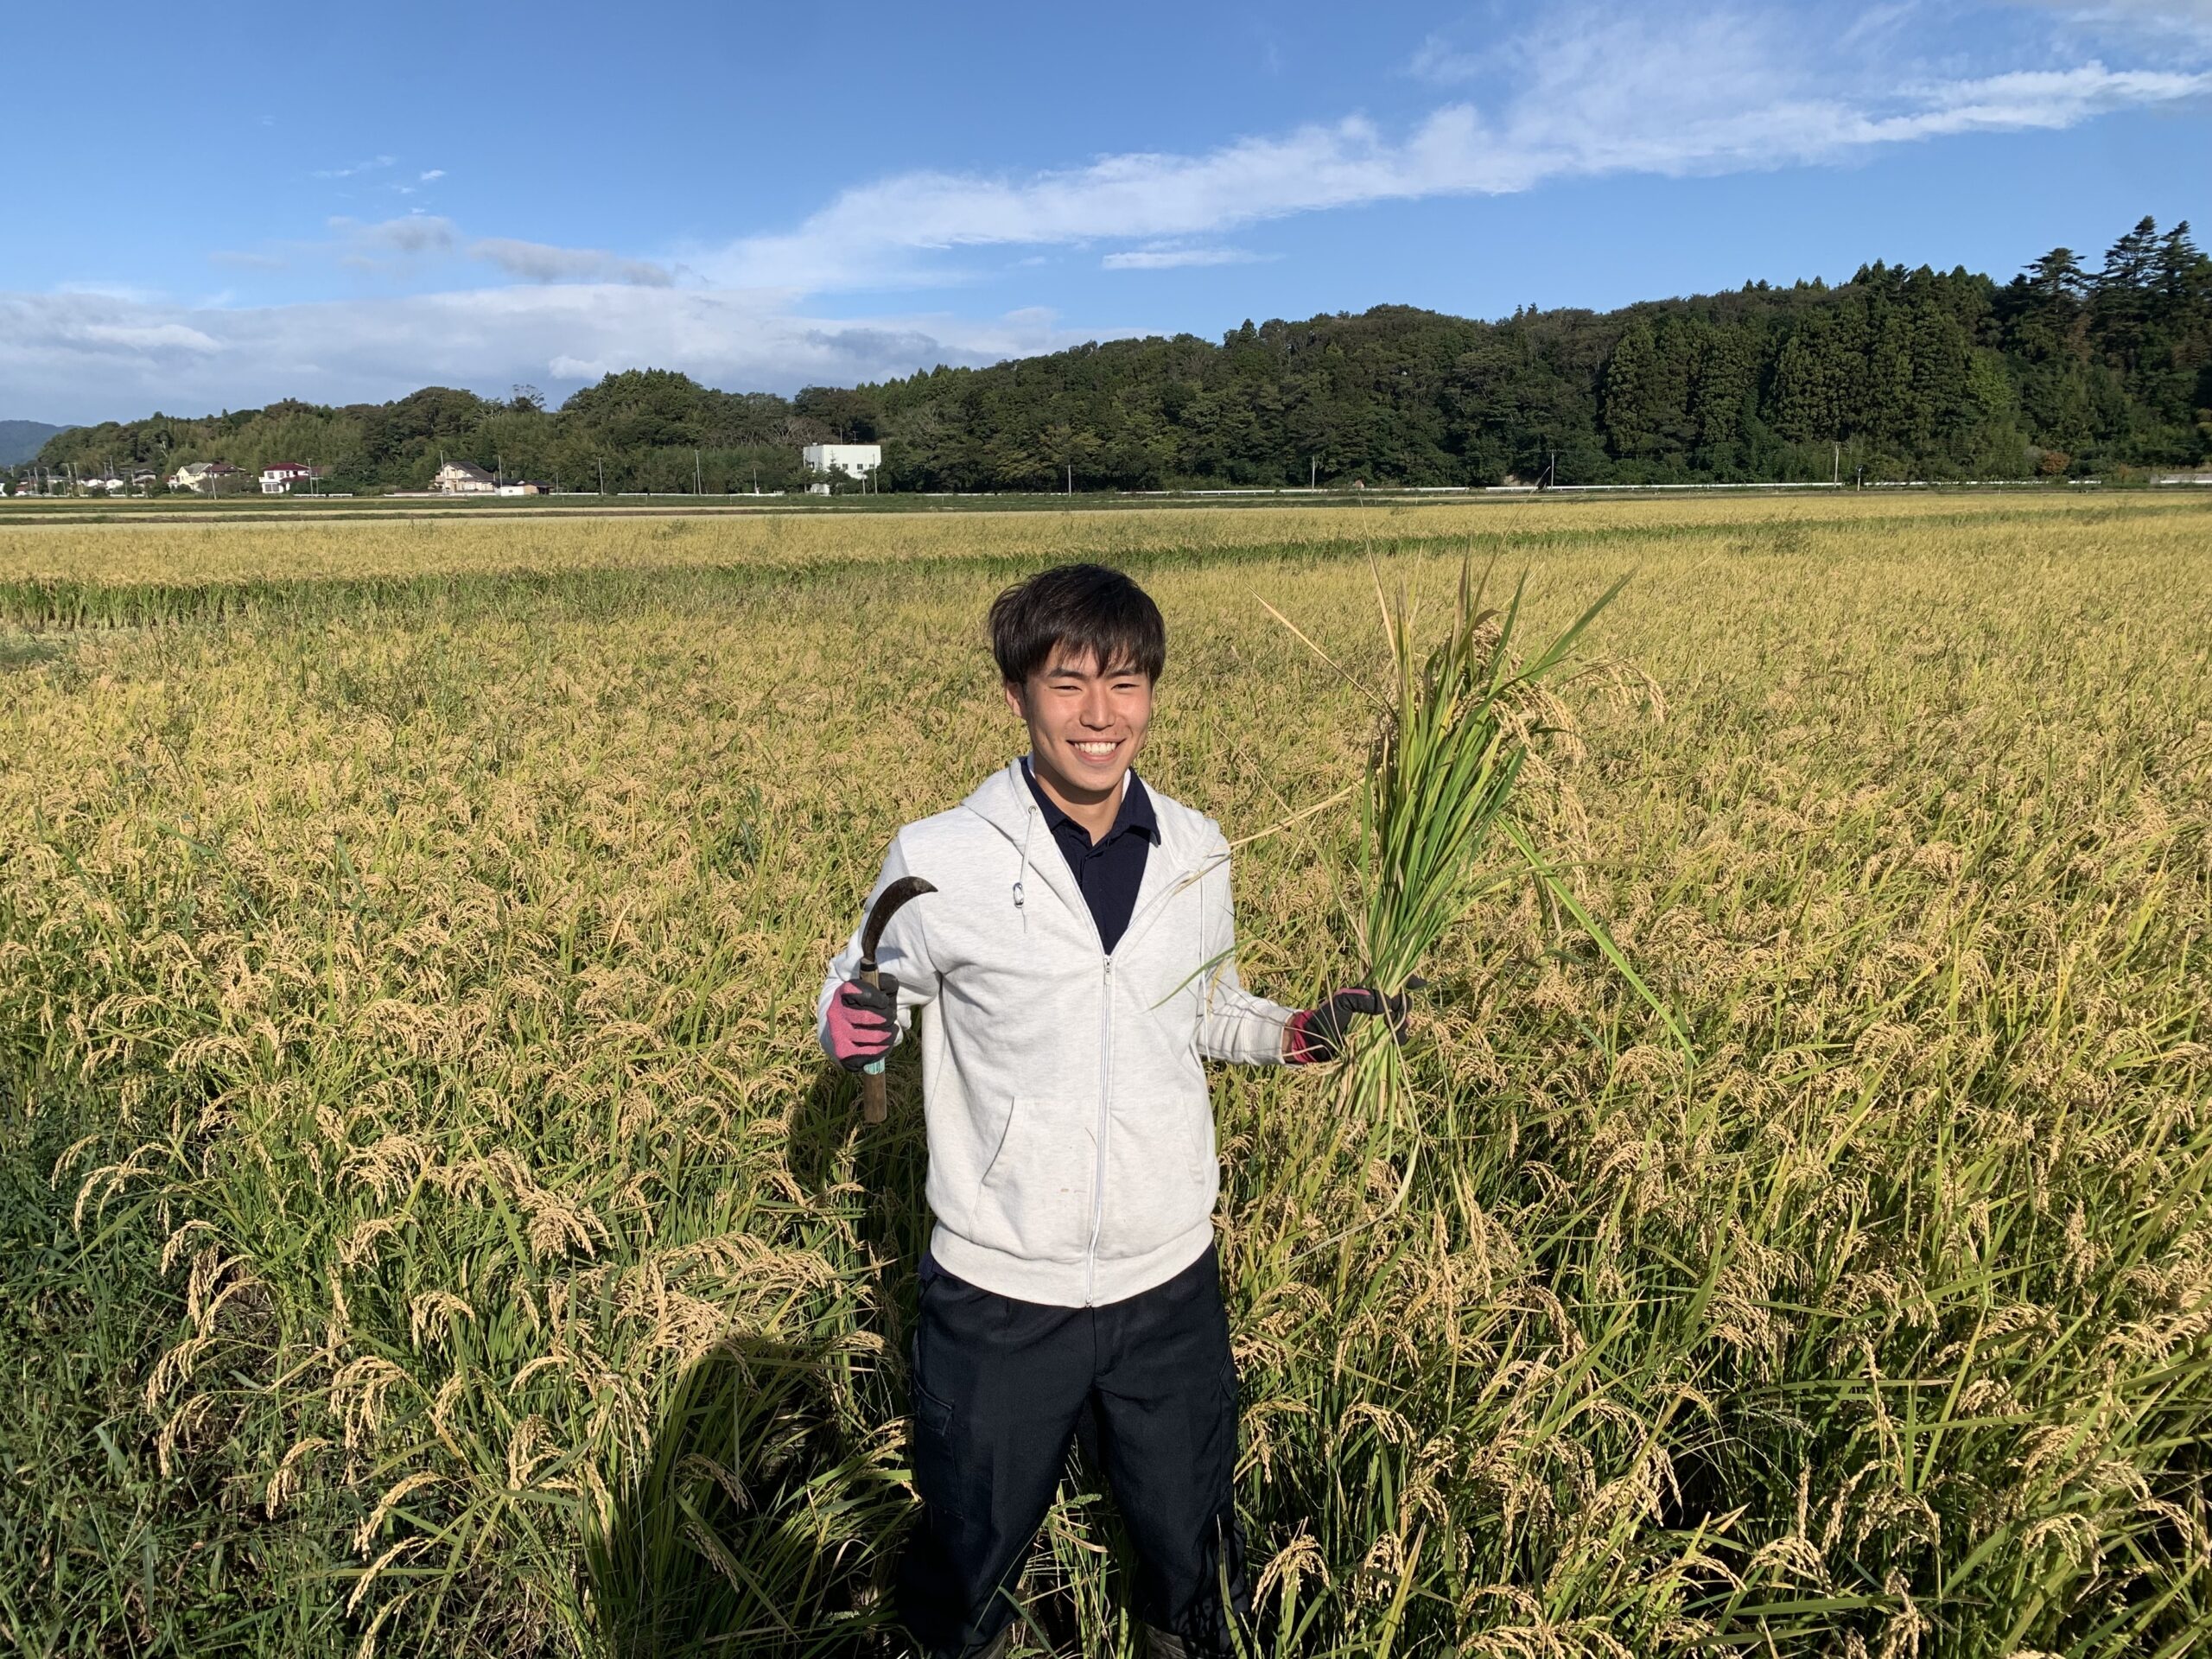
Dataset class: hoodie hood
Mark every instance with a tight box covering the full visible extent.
[963,758,1211,867]
[961,758,1217,953]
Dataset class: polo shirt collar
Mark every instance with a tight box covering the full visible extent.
[1021,756,1158,845]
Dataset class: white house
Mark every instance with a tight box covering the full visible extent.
[168,461,243,494]
[260,462,322,494]
[434,461,497,494]
[801,442,881,493]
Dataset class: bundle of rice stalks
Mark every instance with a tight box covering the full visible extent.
[1262,556,1688,1231]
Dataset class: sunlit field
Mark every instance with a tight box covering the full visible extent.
[3,493,2208,1657]
[2,490,2204,605]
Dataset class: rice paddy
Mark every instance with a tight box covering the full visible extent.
[1,491,2207,1656]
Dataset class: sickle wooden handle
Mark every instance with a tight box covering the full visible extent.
[858,961,889,1123]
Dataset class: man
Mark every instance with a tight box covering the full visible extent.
[818,563,1401,1658]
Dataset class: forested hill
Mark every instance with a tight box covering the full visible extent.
[27,215,2211,493]
[0,422,67,467]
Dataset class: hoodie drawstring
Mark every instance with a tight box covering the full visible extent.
[1014,804,1035,935]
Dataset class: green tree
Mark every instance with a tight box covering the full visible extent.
[1770,314,1851,443]
[1601,316,1664,458]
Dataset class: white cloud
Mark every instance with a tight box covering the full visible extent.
[71,319,222,355]
[200,217,681,297]
[2006,0,2212,54]
[419,168,446,182]
[312,154,396,180]
[1878,60,2209,134]
[468,238,674,286]
[224,217,672,287]
[1405,31,1490,85]
[692,4,2206,290]
[0,285,1091,422]
[334,213,460,256]
[53,281,166,304]
[1101,245,1268,270]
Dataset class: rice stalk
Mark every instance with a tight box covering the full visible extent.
[1264,555,1680,1246]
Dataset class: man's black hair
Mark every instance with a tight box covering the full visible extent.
[989,563,1166,684]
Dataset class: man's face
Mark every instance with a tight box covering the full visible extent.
[1004,642,1154,801]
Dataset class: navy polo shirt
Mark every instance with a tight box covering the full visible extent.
[1021,758,1157,954]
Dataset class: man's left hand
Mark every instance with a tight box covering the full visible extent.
[1283,984,1414,1065]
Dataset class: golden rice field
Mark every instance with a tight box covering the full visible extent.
[1,492,2208,1657]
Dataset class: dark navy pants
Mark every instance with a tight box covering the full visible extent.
[897,1244,1253,1657]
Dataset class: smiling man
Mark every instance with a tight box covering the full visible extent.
[817,563,1403,1657]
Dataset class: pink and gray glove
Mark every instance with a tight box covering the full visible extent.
[1283,985,1414,1065]
[826,974,902,1071]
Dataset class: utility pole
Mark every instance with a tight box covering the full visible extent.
[1066,462,1072,495]
[597,457,606,495]
[696,448,702,496]
[1833,441,1840,486]
[1311,455,1316,489]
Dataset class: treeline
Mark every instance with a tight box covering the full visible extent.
[26,215,2211,493]
[19,377,842,497]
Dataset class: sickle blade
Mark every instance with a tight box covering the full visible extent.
[860,875,937,963]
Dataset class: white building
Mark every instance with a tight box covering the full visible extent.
[168,461,243,494]
[260,462,322,494]
[434,461,497,494]
[802,442,881,493]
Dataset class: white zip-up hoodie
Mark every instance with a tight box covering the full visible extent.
[817,759,1295,1307]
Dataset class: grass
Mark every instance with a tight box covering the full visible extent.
[0,492,2207,1656]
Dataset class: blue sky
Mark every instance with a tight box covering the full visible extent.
[3,0,2207,423]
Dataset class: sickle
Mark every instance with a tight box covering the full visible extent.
[857,875,935,1122]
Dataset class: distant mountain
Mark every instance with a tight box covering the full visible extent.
[0,421,68,467]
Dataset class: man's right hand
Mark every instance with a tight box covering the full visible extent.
[827,974,902,1071]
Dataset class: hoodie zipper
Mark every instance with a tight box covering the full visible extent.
[1088,955,1111,1306]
